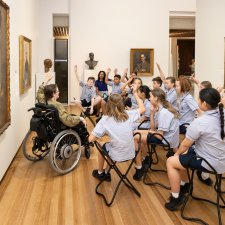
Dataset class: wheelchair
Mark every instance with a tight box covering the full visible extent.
[22,103,92,174]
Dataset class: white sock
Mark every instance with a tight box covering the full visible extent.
[201,172,210,180]
[180,180,186,186]
[136,165,142,169]
[171,192,179,198]
[98,170,103,174]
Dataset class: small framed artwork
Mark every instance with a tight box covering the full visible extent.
[19,35,32,94]
[0,0,10,135]
[130,48,154,76]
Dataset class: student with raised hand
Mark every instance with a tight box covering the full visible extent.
[88,83,145,181]
[74,65,102,115]
[133,88,179,181]
[189,74,212,90]
[156,63,177,108]
[165,88,225,211]
[176,77,201,134]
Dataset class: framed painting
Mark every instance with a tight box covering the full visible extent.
[130,48,154,76]
[0,0,10,135]
[19,35,32,94]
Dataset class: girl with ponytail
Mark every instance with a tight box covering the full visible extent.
[165,88,225,211]
[133,88,180,181]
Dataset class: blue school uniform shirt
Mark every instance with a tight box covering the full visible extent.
[186,108,225,174]
[92,109,141,161]
[154,106,179,148]
[178,92,199,125]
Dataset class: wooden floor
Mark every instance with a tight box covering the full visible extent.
[0,106,224,225]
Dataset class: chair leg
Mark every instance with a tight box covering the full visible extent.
[143,144,170,190]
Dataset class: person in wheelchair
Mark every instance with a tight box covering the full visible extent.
[165,88,225,211]
[133,88,179,181]
[39,84,92,158]
[88,83,145,181]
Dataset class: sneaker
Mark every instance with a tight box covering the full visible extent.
[180,183,191,195]
[92,169,111,182]
[142,156,152,172]
[166,149,174,158]
[197,171,213,186]
[133,168,144,181]
[165,194,186,211]
[85,147,91,159]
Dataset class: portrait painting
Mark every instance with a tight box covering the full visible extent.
[19,35,32,94]
[130,48,154,76]
[0,0,10,135]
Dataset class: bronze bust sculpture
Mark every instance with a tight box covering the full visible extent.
[44,58,53,73]
[85,52,98,70]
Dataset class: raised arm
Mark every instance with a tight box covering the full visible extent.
[156,63,166,83]
[189,74,200,87]
[132,83,145,115]
[105,68,111,84]
[121,68,128,83]
[120,75,134,91]
[74,65,80,83]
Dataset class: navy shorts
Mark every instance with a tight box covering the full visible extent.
[179,148,209,172]
[102,143,109,156]
[81,99,91,107]
[147,133,163,145]
[179,124,189,134]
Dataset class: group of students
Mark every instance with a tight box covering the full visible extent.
[37,63,225,212]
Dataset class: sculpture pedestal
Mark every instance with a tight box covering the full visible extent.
[83,69,97,82]
[35,72,55,98]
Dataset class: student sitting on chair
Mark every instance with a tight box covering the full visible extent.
[133,88,179,181]
[165,88,225,211]
[176,77,201,134]
[121,75,143,109]
[88,83,145,181]
[132,85,151,130]
[74,65,102,115]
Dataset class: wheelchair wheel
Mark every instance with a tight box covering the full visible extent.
[49,130,82,174]
[22,130,50,161]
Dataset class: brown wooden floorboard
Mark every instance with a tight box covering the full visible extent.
[0,106,224,225]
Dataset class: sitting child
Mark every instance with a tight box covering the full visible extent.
[74,65,102,115]
[88,84,145,181]
[133,88,179,181]
[132,85,151,130]
[165,88,225,211]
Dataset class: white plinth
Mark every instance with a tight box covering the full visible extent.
[83,69,97,82]
[35,72,55,98]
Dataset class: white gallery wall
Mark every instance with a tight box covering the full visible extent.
[195,0,225,88]
[0,0,38,180]
[70,0,196,99]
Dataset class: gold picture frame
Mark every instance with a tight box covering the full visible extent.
[130,48,154,76]
[0,0,10,135]
[19,35,32,94]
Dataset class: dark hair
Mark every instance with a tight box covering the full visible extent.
[166,76,176,87]
[152,76,162,86]
[178,77,192,92]
[44,84,58,100]
[151,88,179,119]
[201,81,212,88]
[114,74,121,80]
[199,88,224,139]
[87,76,95,82]
[139,85,150,99]
[97,71,106,83]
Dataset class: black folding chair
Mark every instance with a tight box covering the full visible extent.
[181,156,225,225]
[143,133,174,190]
[93,132,142,206]
[137,119,150,130]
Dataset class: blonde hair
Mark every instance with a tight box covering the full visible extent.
[106,94,129,122]
[151,88,179,119]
